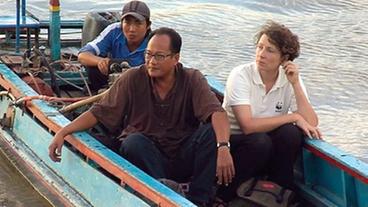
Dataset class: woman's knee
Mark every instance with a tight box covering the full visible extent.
[272,124,303,148]
[230,133,272,179]
[255,133,273,151]
[231,133,272,161]
[244,133,272,153]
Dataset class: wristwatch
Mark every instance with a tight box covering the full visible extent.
[217,142,230,149]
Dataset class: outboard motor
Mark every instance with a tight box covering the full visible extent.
[108,59,131,86]
[81,11,121,46]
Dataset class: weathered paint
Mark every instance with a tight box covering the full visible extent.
[13,0,33,52]
[205,75,368,207]
[5,101,150,206]
[0,63,195,206]
[0,16,39,29]
[49,0,61,61]
[39,19,84,29]
[305,140,368,184]
[302,140,368,207]
[21,0,26,18]
[16,0,21,53]
[0,15,39,52]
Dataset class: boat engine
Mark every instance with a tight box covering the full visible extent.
[108,59,131,86]
[82,11,121,46]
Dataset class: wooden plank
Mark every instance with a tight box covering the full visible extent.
[355,179,368,206]
[39,19,84,29]
[0,63,194,207]
[0,16,39,29]
[302,149,346,206]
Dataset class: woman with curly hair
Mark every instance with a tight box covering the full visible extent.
[217,20,321,202]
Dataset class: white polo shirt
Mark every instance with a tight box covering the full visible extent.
[222,62,309,134]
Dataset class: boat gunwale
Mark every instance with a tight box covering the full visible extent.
[304,140,368,184]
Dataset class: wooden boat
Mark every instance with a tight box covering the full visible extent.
[1,63,368,207]
[0,1,367,207]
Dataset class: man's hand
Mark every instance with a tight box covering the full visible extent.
[48,131,66,162]
[216,147,235,186]
[97,58,111,75]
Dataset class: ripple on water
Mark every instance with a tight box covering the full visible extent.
[0,151,51,207]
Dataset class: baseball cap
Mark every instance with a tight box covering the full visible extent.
[121,1,150,21]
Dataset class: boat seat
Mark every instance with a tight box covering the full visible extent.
[0,15,40,50]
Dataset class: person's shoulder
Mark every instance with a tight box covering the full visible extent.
[124,64,145,76]
[180,65,205,80]
[232,62,253,73]
[105,22,121,30]
[226,63,256,86]
[116,65,145,82]
[103,22,122,35]
[228,62,251,78]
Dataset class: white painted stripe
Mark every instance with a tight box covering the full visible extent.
[90,43,101,55]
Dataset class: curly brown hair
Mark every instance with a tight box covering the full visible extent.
[254,20,300,61]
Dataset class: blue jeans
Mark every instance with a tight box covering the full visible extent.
[119,123,217,204]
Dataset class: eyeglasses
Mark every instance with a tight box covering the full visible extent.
[144,51,173,61]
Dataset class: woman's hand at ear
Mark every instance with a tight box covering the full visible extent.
[282,61,299,85]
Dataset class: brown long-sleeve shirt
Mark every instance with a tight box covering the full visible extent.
[89,63,224,158]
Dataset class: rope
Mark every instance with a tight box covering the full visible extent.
[26,72,42,94]
[0,91,16,102]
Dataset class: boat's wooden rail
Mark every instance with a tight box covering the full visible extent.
[300,140,368,207]
[0,63,194,206]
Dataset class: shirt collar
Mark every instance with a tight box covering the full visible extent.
[251,62,288,88]
[147,63,182,98]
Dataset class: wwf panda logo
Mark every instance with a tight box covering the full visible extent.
[275,101,283,112]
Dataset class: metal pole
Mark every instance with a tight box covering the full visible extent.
[49,0,61,61]
[16,0,21,53]
[21,0,26,18]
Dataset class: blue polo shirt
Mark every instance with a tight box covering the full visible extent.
[79,22,148,66]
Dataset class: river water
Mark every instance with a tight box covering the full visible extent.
[0,0,367,205]
[0,149,51,207]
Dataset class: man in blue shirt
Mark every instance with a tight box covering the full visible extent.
[78,0,151,92]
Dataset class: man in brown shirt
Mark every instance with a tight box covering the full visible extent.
[49,27,234,206]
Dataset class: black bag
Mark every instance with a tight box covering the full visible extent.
[236,178,295,207]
